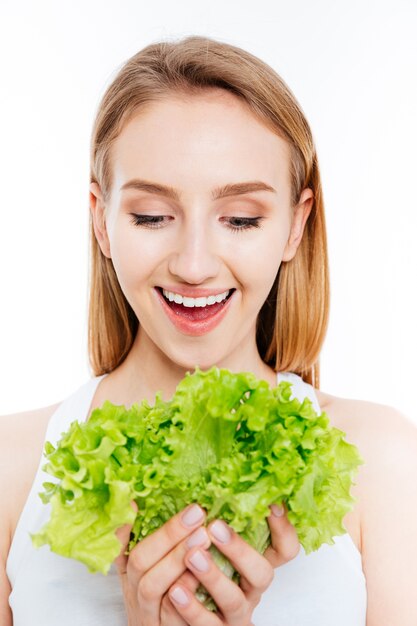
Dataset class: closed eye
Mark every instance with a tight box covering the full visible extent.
[129,214,166,228]
[225,217,263,233]
[129,214,264,233]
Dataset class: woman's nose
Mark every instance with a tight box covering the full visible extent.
[167,218,221,284]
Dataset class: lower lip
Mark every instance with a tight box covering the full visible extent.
[154,288,236,336]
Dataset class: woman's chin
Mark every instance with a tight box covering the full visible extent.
[161,346,232,374]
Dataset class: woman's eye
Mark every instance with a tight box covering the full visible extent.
[129,214,168,229]
[224,217,263,233]
[129,214,263,232]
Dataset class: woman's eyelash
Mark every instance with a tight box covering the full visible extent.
[129,215,166,228]
[225,217,263,233]
[128,214,263,233]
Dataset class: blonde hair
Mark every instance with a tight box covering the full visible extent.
[88,35,330,388]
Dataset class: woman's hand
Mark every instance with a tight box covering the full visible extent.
[168,503,300,625]
[115,502,210,625]
[115,501,300,625]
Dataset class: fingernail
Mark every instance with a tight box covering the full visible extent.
[169,586,189,606]
[209,520,231,543]
[271,504,284,517]
[189,549,209,572]
[182,504,204,527]
[186,527,209,548]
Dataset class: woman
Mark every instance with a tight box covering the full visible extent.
[2,35,417,626]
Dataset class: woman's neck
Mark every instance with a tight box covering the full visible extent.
[94,327,278,409]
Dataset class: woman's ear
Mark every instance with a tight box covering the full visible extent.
[90,182,112,259]
[282,188,314,262]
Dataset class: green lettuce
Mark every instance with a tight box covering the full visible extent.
[31,366,363,610]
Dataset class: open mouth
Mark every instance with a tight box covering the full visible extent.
[155,287,236,322]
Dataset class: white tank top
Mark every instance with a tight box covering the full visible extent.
[6,372,367,625]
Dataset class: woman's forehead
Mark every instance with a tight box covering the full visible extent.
[116,94,289,155]
[111,95,291,195]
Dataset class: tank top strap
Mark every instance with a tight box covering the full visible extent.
[45,374,107,447]
[277,371,322,415]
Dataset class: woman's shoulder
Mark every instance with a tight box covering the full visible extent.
[315,387,417,481]
[317,388,417,527]
[315,387,417,447]
[0,402,62,474]
[0,402,61,562]
[0,402,62,461]
[316,390,417,621]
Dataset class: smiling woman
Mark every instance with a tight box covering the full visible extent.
[88,77,323,394]
[89,90,315,365]
[2,34,417,626]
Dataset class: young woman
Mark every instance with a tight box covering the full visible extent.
[1,35,417,626]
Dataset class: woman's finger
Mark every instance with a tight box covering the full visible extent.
[160,571,201,625]
[183,545,249,625]
[114,502,208,625]
[137,526,211,624]
[175,570,201,594]
[114,500,138,575]
[206,519,274,594]
[125,503,206,587]
[168,572,223,626]
[160,592,190,626]
[263,503,301,567]
[182,519,273,621]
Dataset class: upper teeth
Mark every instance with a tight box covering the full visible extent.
[162,288,230,307]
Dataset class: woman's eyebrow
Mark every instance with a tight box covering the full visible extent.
[119,178,277,201]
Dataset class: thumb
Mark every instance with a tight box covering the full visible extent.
[114,500,138,575]
[264,502,300,568]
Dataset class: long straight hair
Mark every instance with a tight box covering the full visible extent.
[88,36,330,388]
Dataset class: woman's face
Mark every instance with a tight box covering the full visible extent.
[90,90,313,372]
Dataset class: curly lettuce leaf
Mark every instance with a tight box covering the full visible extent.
[31,366,363,610]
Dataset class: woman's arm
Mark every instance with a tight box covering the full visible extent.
[0,413,16,626]
[0,404,60,626]
[0,563,13,626]
[347,401,417,625]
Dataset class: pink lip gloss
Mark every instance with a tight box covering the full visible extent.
[154,288,236,336]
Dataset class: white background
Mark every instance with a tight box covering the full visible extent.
[0,0,416,423]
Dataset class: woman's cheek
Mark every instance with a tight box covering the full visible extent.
[110,224,159,280]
